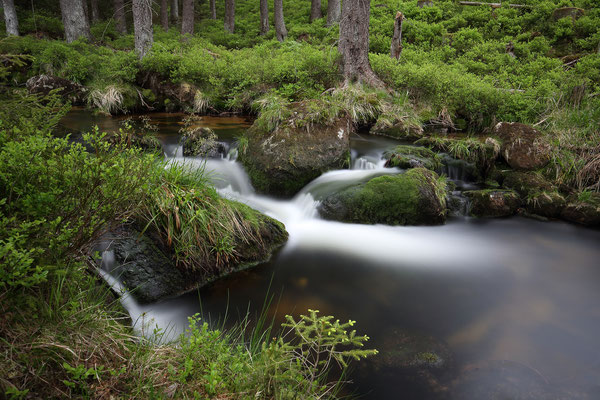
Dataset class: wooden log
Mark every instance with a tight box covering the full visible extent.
[458,1,532,9]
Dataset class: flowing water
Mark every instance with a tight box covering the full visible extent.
[62,111,600,399]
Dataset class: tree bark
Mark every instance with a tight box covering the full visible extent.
[224,0,235,33]
[171,0,179,25]
[210,0,216,19]
[326,0,340,26]
[2,0,19,36]
[390,11,404,60]
[114,0,127,34]
[60,0,91,43]
[260,0,269,35]
[181,0,194,35]
[160,0,169,30]
[310,0,322,22]
[82,0,89,21]
[132,0,153,59]
[274,0,287,42]
[90,0,100,23]
[339,0,383,87]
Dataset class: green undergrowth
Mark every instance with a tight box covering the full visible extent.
[0,93,375,398]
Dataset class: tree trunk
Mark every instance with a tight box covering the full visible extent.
[390,11,404,60]
[160,0,169,30]
[224,0,235,33]
[114,0,127,34]
[274,0,286,42]
[181,0,194,35]
[90,0,100,23]
[171,0,179,25]
[326,0,340,26]
[60,0,91,43]
[339,0,383,87]
[82,0,89,21]
[210,0,216,20]
[260,0,269,35]
[132,0,153,59]
[2,0,19,36]
[310,0,322,22]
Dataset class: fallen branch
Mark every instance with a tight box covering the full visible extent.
[458,1,532,9]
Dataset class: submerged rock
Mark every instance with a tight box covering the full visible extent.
[463,189,521,218]
[26,74,87,105]
[561,192,600,227]
[494,122,550,170]
[239,107,352,197]
[182,127,227,158]
[384,145,442,171]
[318,168,447,225]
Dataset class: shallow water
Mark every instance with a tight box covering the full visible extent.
[69,111,600,399]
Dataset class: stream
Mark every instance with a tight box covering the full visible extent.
[62,110,600,399]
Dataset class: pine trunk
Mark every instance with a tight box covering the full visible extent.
[326,0,340,26]
[132,0,153,59]
[224,0,235,33]
[181,0,194,35]
[60,0,91,43]
[2,0,19,36]
[91,0,100,23]
[260,0,269,35]
[160,0,169,30]
[339,0,383,87]
[114,0,127,34]
[274,0,287,42]
[310,0,322,22]
[390,12,404,59]
[171,0,180,25]
[210,0,216,19]
[82,0,89,21]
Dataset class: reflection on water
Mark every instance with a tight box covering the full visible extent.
[66,111,600,400]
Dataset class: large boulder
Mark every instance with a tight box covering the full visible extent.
[384,145,442,171]
[561,192,600,227]
[26,74,87,105]
[502,171,566,218]
[239,107,352,197]
[182,127,227,158]
[464,189,521,218]
[494,122,550,170]
[318,168,447,225]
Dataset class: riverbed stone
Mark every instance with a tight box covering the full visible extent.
[384,145,442,171]
[182,127,227,158]
[464,189,521,218]
[561,192,600,227]
[239,103,352,197]
[494,122,550,170]
[371,119,424,140]
[318,168,447,225]
[26,74,87,105]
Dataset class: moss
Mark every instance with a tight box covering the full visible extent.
[464,189,521,218]
[384,145,442,171]
[320,168,447,225]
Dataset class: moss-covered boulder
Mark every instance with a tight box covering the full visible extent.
[561,192,600,227]
[239,108,352,197]
[182,127,226,158]
[464,189,521,218]
[26,75,87,105]
[502,171,566,217]
[371,120,424,141]
[384,145,442,171]
[494,122,550,170]
[318,168,447,225]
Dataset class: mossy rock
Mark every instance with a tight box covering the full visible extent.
[239,109,352,197]
[384,145,442,171]
[464,189,521,218]
[318,168,447,225]
[182,127,226,158]
[502,171,566,217]
[561,192,600,227]
[371,120,424,141]
[494,122,550,171]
